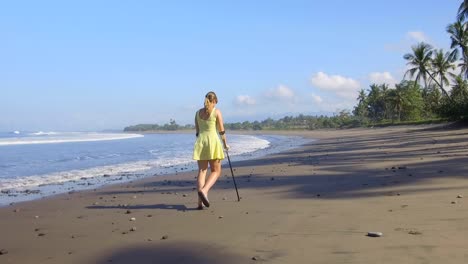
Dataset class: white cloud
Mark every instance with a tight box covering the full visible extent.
[310,94,323,104]
[310,72,361,98]
[385,31,433,52]
[368,71,397,86]
[406,31,429,43]
[235,95,256,106]
[265,85,295,100]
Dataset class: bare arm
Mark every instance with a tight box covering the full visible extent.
[195,111,199,137]
[216,109,228,148]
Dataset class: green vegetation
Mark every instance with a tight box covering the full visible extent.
[124,119,194,132]
[124,2,468,133]
[224,112,361,130]
[353,81,442,125]
[353,1,468,124]
[123,113,362,132]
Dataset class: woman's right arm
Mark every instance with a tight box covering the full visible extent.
[195,111,199,137]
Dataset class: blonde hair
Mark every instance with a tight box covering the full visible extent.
[204,91,218,114]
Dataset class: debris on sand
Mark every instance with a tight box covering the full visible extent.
[367,232,383,237]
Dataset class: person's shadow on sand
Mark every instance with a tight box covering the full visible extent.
[92,241,250,264]
[86,204,198,211]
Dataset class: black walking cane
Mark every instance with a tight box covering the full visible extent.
[225,150,240,201]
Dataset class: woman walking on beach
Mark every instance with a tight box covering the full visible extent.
[193,91,229,209]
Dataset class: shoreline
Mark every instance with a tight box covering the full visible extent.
[2,125,468,263]
[0,132,310,207]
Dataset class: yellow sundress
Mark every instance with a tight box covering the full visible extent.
[193,108,225,160]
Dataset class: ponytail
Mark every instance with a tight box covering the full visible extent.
[204,91,218,114]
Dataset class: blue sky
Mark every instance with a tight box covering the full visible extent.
[0,0,460,131]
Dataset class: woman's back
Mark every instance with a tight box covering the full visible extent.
[193,107,224,161]
[197,108,217,134]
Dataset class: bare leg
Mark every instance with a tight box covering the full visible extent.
[200,159,222,196]
[197,160,209,207]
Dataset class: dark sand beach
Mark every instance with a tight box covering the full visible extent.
[1,125,468,263]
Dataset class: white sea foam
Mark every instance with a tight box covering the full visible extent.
[30,131,59,136]
[0,132,143,146]
[228,135,270,155]
[0,158,191,190]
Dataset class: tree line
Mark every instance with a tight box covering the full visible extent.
[124,112,365,132]
[124,119,193,132]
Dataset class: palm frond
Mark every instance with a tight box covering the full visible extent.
[449,48,459,61]
[458,0,468,21]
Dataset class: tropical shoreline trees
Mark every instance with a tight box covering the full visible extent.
[354,1,468,123]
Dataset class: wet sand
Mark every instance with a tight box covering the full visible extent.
[1,125,468,263]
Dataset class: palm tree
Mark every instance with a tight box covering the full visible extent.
[451,75,468,101]
[422,84,442,118]
[404,42,433,88]
[357,89,367,104]
[353,89,368,118]
[447,19,468,78]
[458,0,468,21]
[431,49,457,90]
[450,76,468,117]
[388,84,406,122]
[381,84,390,119]
[367,84,384,121]
[404,42,450,97]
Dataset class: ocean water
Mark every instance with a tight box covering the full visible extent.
[0,131,310,205]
